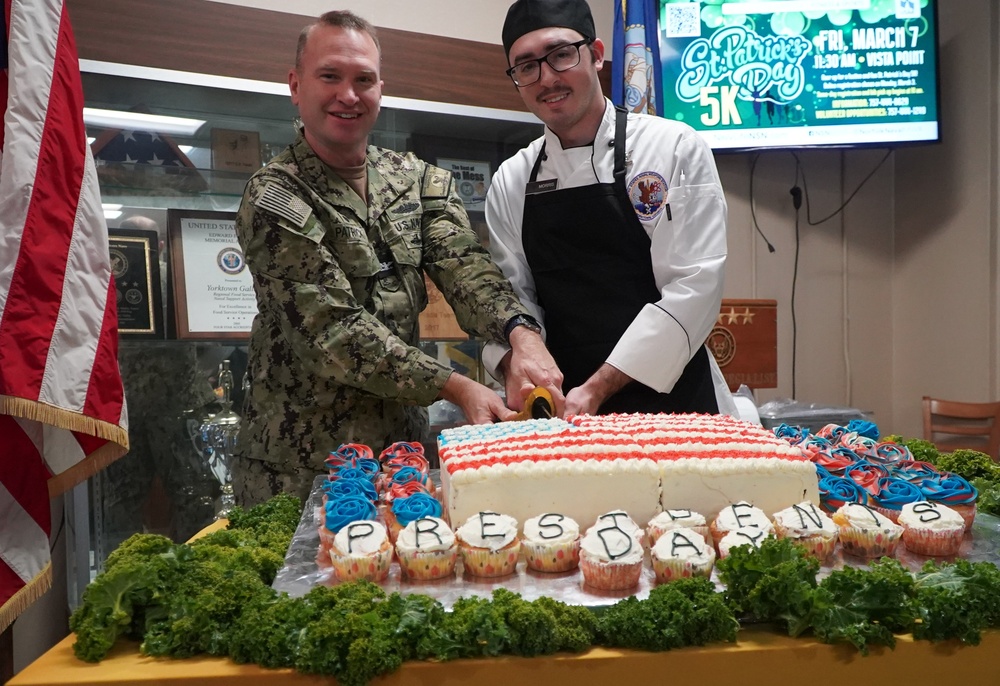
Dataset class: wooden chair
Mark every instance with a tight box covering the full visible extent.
[921,396,1000,462]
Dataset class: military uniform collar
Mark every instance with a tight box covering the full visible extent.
[290,132,419,225]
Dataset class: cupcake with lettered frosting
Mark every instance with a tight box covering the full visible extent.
[521,513,581,573]
[772,501,838,561]
[647,509,709,546]
[710,502,774,550]
[898,501,966,557]
[717,527,772,560]
[919,473,978,532]
[832,502,902,558]
[650,527,715,583]
[455,512,521,578]
[579,511,644,590]
[328,520,393,582]
[394,516,458,580]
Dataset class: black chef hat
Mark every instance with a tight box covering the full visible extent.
[502,0,596,59]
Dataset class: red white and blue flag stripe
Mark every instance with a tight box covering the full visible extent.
[0,0,128,632]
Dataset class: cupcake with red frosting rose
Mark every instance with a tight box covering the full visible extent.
[647,509,710,546]
[919,473,978,531]
[328,520,393,582]
[651,527,715,583]
[868,477,924,523]
[378,440,425,465]
[832,502,902,558]
[889,459,939,484]
[844,460,890,497]
[579,511,644,591]
[394,516,458,581]
[455,512,521,578]
[812,447,859,476]
[898,501,966,557]
[521,513,581,573]
[326,443,375,471]
[772,501,838,561]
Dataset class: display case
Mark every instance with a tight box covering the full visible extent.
[82,68,542,577]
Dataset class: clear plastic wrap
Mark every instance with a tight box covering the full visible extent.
[272,475,1000,609]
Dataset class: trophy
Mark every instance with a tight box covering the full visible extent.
[201,359,241,519]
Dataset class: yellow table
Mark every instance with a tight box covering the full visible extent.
[10,626,1000,685]
[15,521,1000,684]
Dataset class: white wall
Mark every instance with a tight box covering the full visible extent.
[205,0,614,48]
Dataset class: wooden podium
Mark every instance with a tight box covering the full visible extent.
[711,299,777,391]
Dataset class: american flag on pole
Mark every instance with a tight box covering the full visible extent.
[0,0,128,633]
[612,0,663,116]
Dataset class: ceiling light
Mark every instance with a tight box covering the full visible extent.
[83,107,206,135]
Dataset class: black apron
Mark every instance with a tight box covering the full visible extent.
[521,107,718,415]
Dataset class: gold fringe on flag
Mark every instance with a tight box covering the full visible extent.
[0,395,129,497]
[0,563,52,635]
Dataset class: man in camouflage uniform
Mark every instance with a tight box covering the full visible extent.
[232,10,562,507]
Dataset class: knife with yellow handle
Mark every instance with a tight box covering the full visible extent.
[512,387,555,421]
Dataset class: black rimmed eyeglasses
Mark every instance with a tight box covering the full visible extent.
[505,38,593,87]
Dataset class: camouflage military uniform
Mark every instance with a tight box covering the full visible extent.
[232,132,530,507]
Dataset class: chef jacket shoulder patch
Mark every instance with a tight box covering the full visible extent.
[627,171,668,221]
[421,166,451,199]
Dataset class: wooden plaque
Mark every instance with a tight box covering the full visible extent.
[418,275,468,341]
[709,299,778,391]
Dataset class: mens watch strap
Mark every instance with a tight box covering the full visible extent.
[504,314,542,344]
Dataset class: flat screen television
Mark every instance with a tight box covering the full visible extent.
[657,0,941,150]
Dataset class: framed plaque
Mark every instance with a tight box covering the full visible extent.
[168,209,256,340]
[418,275,468,341]
[109,228,163,338]
[211,128,261,174]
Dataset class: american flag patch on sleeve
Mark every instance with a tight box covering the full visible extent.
[255,182,313,228]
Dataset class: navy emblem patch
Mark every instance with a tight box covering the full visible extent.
[217,247,246,275]
[627,172,668,221]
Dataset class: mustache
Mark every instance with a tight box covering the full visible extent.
[536,88,570,102]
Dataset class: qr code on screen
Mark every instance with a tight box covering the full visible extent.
[665,3,701,39]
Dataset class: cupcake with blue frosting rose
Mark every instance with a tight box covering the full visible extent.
[384,491,442,542]
[919,472,978,531]
[869,476,924,523]
[318,495,377,562]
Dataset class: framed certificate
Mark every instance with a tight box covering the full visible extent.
[109,228,163,338]
[168,209,256,340]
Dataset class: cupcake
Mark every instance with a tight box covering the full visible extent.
[317,495,377,560]
[521,513,581,573]
[920,473,978,532]
[384,492,442,542]
[772,501,838,560]
[650,527,715,583]
[329,520,393,582]
[898,502,966,557]
[710,502,774,549]
[579,511,644,591]
[455,512,521,578]
[394,516,458,580]
[817,472,869,513]
[647,509,709,545]
[588,510,645,547]
[832,502,902,558]
[717,527,771,560]
[868,477,924,523]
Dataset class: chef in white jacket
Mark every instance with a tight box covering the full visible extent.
[485,0,736,417]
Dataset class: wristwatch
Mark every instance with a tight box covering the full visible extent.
[504,314,542,344]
